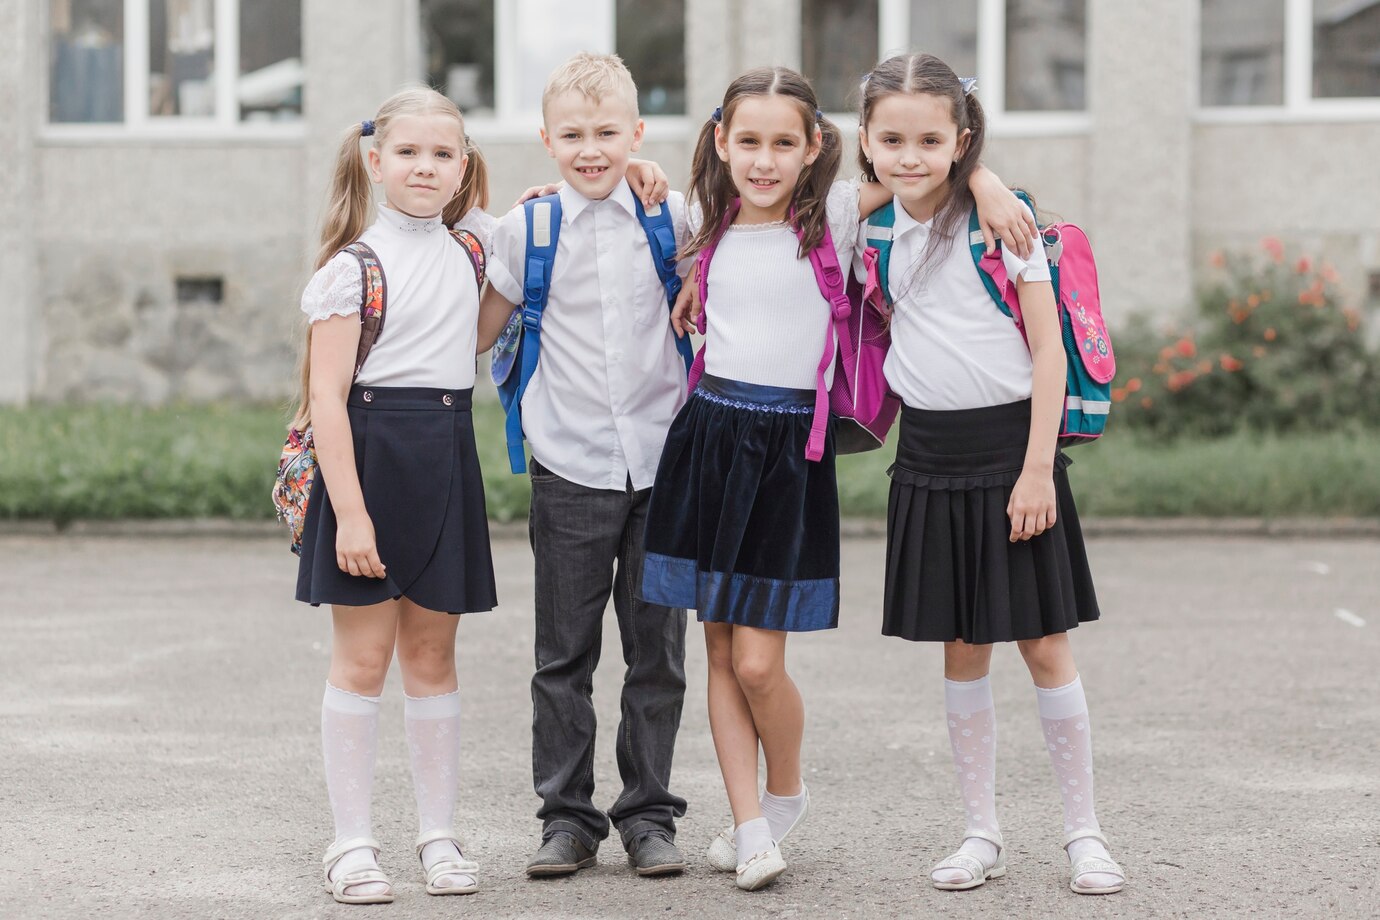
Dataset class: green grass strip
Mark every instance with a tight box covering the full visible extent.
[1,403,1375,522]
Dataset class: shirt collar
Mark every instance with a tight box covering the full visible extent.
[376,204,444,234]
[889,196,933,240]
[559,178,638,223]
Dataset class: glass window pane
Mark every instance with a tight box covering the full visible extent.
[803,0,879,112]
[49,0,124,123]
[421,0,495,116]
[1314,0,1380,99]
[1200,0,1284,105]
[617,0,685,115]
[1005,0,1086,111]
[239,0,301,121]
[150,0,216,118]
[514,0,610,114]
[908,1,978,81]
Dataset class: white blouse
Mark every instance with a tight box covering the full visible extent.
[864,197,1051,410]
[691,179,860,391]
[300,205,491,390]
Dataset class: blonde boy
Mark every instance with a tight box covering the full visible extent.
[481,53,691,878]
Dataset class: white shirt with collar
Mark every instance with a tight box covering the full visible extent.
[486,182,690,491]
[863,197,1051,411]
[300,205,482,389]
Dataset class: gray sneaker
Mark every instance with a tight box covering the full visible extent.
[625,831,686,877]
[526,832,598,878]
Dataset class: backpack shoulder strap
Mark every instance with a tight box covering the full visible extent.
[686,201,739,391]
[341,241,387,380]
[447,227,486,289]
[503,193,562,474]
[801,220,853,463]
[634,197,694,374]
[862,200,897,306]
[969,189,1039,321]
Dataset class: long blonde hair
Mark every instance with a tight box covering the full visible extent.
[290,86,489,430]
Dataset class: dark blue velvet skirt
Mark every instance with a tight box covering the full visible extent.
[641,374,840,632]
[883,399,1099,643]
[295,385,498,615]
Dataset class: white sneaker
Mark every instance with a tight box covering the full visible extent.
[708,783,811,873]
[735,844,787,891]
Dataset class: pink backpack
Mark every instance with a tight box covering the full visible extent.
[687,202,900,461]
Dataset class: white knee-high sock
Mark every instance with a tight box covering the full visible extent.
[1036,675,1119,887]
[405,690,472,886]
[933,676,1001,884]
[322,683,385,891]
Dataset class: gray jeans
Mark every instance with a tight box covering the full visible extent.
[528,459,688,849]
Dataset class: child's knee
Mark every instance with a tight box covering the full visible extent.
[731,650,783,696]
[1017,634,1070,673]
[397,635,456,682]
[332,641,393,691]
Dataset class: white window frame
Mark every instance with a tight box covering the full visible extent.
[41,0,305,142]
[421,0,691,141]
[1198,0,1380,123]
[821,0,1090,136]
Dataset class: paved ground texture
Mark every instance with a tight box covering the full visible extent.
[3,534,1378,920]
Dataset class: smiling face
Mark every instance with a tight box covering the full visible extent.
[541,90,644,200]
[715,94,820,224]
[860,92,970,222]
[367,113,468,219]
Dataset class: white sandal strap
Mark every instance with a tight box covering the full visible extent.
[963,829,1004,852]
[416,828,466,856]
[1064,828,1109,849]
[1072,855,1124,880]
[332,867,391,896]
[933,852,986,881]
[323,836,381,872]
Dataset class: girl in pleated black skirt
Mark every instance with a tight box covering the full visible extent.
[857,55,1124,895]
[288,87,510,905]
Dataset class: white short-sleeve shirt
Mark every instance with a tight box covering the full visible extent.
[486,182,690,491]
[690,179,861,391]
[863,197,1051,410]
[299,205,483,389]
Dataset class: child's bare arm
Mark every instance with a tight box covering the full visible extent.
[857,180,892,220]
[970,166,1038,259]
[1006,276,1065,543]
[477,283,518,353]
[309,316,386,579]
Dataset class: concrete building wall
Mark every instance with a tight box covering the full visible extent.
[12,0,1380,405]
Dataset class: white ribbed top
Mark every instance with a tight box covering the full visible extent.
[300,205,484,389]
[693,180,860,390]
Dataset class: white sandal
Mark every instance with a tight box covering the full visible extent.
[708,783,811,872]
[322,836,394,905]
[930,830,1007,891]
[416,828,480,895]
[1064,829,1125,895]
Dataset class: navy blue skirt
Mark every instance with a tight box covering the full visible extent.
[883,399,1099,644]
[296,385,498,615]
[641,375,840,632]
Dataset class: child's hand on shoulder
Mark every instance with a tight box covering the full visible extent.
[514,181,563,207]
[335,511,388,579]
[1006,469,1057,543]
[626,158,669,209]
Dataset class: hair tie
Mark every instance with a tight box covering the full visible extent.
[959,77,978,96]
[815,109,824,121]
[710,106,722,124]
[361,119,376,137]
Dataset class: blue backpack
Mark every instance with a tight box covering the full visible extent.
[489,193,695,473]
[862,191,1115,445]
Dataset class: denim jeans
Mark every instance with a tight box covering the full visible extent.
[528,459,688,850]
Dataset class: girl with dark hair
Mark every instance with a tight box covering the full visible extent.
[857,53,1123,896]
[639,64,1033,892]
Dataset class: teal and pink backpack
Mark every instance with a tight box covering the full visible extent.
[862,191,1115,444]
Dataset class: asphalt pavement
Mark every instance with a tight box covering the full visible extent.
[3,533,1378,919]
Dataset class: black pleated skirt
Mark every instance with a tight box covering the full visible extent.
[295,385,498,615]
[641,374,840,632]
[883,399,1099,644]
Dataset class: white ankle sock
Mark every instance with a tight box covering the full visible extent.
[1036,675,1120,889]
[759,786,806,842]
[405,690,473,889]
[322,683,387,896]
[932,676,1002,886]
[734,817,775,866]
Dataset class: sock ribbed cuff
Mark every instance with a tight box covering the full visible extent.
[944,674,993,717]
[1035,674,1087,721]
[404,689,461,720]
[323,682,381,715]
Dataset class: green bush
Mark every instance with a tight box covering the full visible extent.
[1112,238,1379,437]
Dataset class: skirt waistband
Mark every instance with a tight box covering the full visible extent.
[695,374,815,413]
[893,399,1070,479]
[348,385,473,411]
